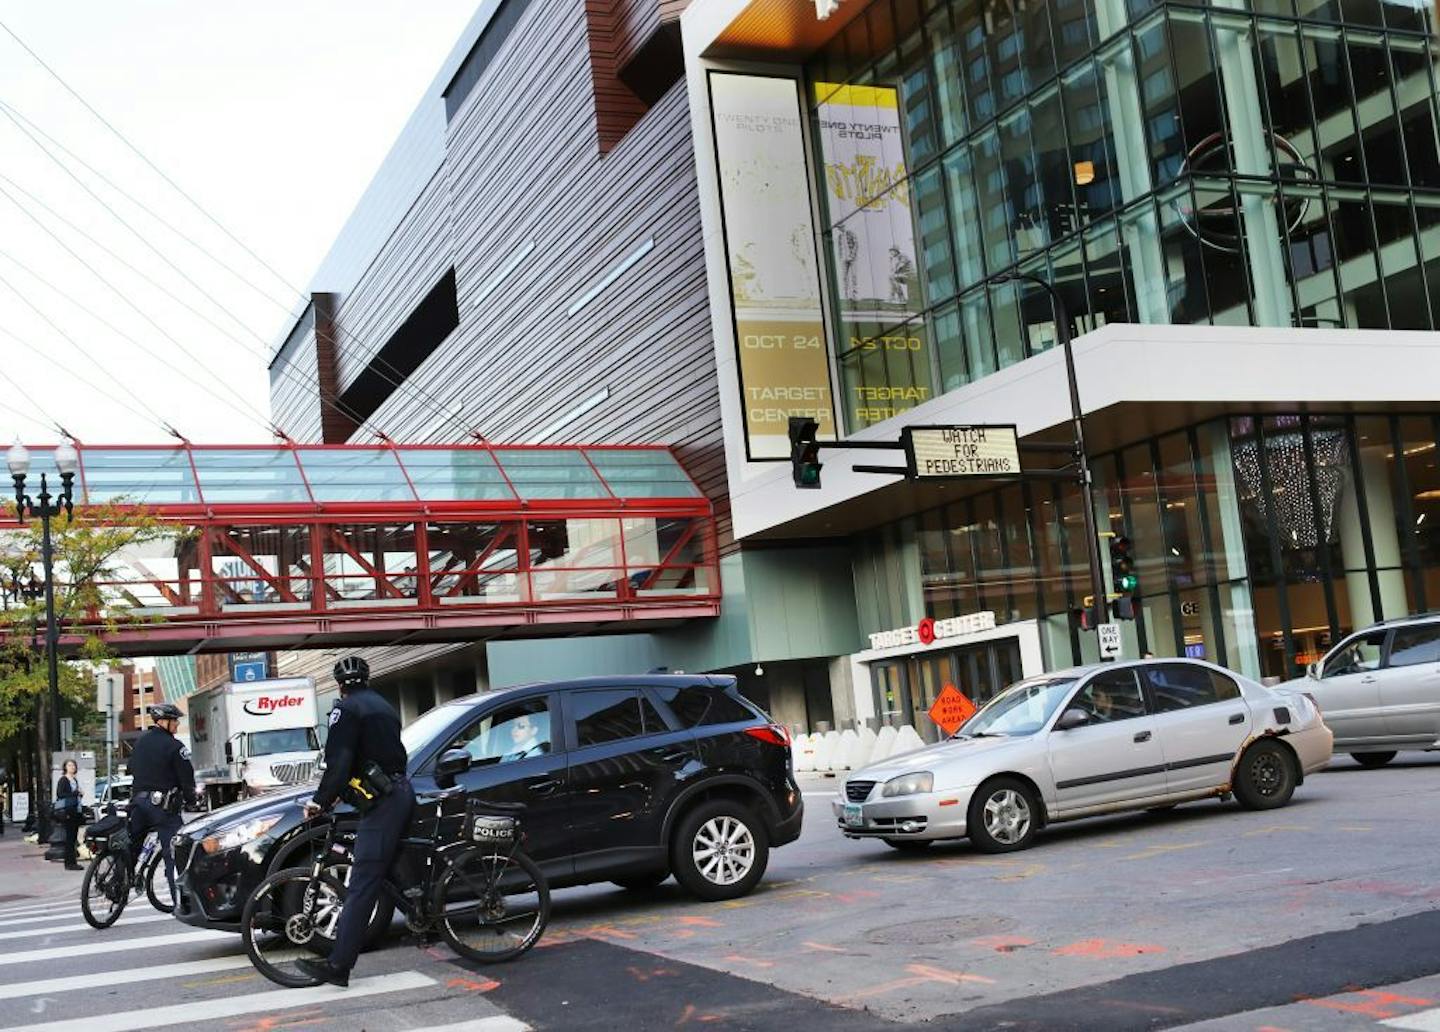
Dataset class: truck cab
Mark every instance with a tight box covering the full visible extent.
[226,726,321,797]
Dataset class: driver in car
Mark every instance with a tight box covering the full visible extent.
[503,713,547,762]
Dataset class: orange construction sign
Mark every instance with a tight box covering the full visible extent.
[928,683,977,736]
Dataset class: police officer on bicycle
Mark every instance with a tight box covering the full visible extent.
[296,656,413,988]
[127,702,195,901]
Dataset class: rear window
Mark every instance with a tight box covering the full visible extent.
[1141,663,1241,712]
[652,685,757,728]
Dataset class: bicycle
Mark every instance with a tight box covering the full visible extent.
[241,787,549,988]
[80,814,174,929]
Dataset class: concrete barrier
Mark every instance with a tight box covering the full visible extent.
[850,726,877,770]
[792,733,816,773]
[892,724,926,758]
[830,728,859,771]
[812,730,839,773]
[871,725,898,763]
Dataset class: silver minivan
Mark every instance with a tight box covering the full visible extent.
[1280,615,1440,767]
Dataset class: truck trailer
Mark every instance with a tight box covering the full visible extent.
[189,677,322,807]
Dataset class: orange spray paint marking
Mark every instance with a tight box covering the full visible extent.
[724,954,776,969]
[627,966,678,983]
[676,1004,726,1026]
[1305,990,1433,1019]
[1052,938,1165,958]
[446,976,500,992]
[802,941,848,953]
[226,1010,328,1032]
[676,915,722,928]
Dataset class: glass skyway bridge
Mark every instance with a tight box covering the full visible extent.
[1,442,719,655]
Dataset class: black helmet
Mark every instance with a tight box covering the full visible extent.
[333,655,369,688]
[147,703,182,722]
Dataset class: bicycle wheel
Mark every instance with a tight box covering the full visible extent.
[144,853,174,914]
[242,868,347,988]
[436,848,549,963]
[80,851,131,929]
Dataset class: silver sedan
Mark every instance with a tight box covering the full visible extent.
[833,658,1332,853]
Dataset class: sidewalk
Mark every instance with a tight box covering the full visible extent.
[0,826,86,902]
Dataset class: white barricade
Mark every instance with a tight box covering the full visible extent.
[792,733,815,773]
[812,730,839,773]
[892,724,925,758]
[871,725,898,763]
[850,726,877,770]
[830,728,859,771]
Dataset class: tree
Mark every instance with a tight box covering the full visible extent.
[0,503,180,818]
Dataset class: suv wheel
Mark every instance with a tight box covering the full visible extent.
[672,800,769,902]
[1352,751,1396,769]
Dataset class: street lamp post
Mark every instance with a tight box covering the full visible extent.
[6,440,78,845]
[990,272,1109,632]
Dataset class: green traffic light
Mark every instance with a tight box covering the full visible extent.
[1119,574,1138,591]
[798,465,821,486]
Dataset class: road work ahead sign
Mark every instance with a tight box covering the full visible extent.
[906,425,1021,478]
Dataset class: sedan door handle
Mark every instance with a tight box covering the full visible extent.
[1228,713,1245,725]
[1360,675,1378,684]
[1133,730,1152,743]
[526,778,562,796]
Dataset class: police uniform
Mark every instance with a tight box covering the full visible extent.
[127,724,196,896]
[314,684,413,974]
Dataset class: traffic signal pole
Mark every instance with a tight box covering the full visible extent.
[995,272,1109,630]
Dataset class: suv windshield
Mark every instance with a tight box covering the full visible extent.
[955,676,1079,737]
[247,728,319,757]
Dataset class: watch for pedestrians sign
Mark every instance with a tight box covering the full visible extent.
[1098,622,1122,660]
[928,683,978,736]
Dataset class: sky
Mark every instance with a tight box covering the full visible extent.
[0,0,476,446]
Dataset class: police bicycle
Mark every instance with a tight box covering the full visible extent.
[79,806,174,929]
[240,765,549,987]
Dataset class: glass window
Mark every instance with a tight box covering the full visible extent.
[191,449,310,504]
[80,448,200,505]
[299,448,414,502]
[1391,38,1440,190]
[926,4,966,146]
[398,448,514,501]
[652,684,757,727]
[1323,629,1386,676]
[942,146,986,287]
[1072,668,1147,722]
[1142,663,1241,711]
[913,165,955,303]
[572,689,667,746]
[1388,623,1440,667]
[494,449,608,499]
[527,519,622,599]
[447,698,552,765]
[581,449,700,499]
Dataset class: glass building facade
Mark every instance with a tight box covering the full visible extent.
[854,411,1440,691]
[805,0,1440,430]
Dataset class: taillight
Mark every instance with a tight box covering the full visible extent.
[744,724,791,747]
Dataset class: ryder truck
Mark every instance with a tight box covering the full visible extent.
[189,677,322,807]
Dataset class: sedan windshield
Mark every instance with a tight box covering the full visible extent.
[956,677,1079,738]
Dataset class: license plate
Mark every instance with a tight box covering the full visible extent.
[843,803,864,828]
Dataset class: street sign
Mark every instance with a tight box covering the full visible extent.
[906,425,1021,479]
[11,792,28,822]
[928,683,978,736]
[229,651,269,683]
[1098,622,1122,660]
[59,718,73,748]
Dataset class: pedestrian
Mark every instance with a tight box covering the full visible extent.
[127,703,196,900]
[295,656,413,988]
[55,759,83,870]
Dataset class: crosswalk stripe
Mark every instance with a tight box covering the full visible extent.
[406,1019,531,1032]
[8,970,438,1031]
[0,954,252,1000]
[0,911,91,928]
[1384,1009,1440,1031]
[0,911,172,940]
[0,929,232,967]
[0,900,75,919]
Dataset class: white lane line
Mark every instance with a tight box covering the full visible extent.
[1384,1009,1440,1031]
[10,971,437,1031]
[0,929,232,967]
[0,954,251,1000]
[407,1019,531,1032]
[0,912,173,940]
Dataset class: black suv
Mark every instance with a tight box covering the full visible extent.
[171,675,802,933]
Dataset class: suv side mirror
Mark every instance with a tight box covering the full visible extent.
[1055,708,1091,732]
[435,748,472,787]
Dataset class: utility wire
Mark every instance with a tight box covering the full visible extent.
[0,28,491,444]
[0,363,56,433]
[0,293,173,434]
[0,17,302,307]
[0,182,273,431]
[0,100,482,444]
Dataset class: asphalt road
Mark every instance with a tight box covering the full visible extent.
[4,753,1440,1031]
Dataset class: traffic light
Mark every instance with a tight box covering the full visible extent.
[1071,600,1105,631]
[788,416,823,489]
[1110,534,1138,619]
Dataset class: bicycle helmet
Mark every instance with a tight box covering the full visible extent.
[333,655,369,688]
[147,702,182,722]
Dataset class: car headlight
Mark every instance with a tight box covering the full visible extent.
[881,771,934,797]
[201,813,282,854]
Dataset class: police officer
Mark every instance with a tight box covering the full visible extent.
[296,656,413,988]
[127,702,195,901]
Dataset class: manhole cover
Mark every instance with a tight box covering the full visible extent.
[866,913,1015,946]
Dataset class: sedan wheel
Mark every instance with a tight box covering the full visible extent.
[1351,751,1396,769]
[1234,740,1297,810]
[967,778,1038,853]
